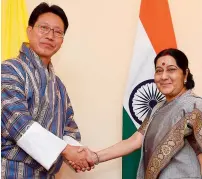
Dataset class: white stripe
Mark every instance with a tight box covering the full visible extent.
[123,19,156,128]
[20,60,40,119]
[17,122,67,170]
[2,97,21,107]
[1,74,21,83]
[2,84,24,95]
[2,61,25,81]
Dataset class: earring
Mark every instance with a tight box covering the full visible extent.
[184,81,187,85]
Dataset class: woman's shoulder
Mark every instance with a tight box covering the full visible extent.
[190,92,202,99]
[187,91,202,103]
[183,91,202,111]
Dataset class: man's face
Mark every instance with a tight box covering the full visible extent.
[27,12,64,59]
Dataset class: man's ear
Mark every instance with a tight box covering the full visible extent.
[27,26,32,39]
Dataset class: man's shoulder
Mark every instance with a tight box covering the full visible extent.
[55,75,64,85]
[55,76,67,90]
[2,58,24,71]
[2,58,25,69]
[2,58,20,64]
[1,58,29,80]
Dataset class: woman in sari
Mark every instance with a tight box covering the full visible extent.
[71,48,202,178]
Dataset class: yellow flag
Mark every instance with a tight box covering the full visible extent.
[2,0,28,61]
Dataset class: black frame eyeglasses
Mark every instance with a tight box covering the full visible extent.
[34,24,64,38]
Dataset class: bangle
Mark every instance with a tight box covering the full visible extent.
[93,152,100,165]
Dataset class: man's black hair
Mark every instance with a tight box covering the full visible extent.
[28,2,68,34]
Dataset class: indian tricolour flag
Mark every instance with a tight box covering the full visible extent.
[122,0,177,178]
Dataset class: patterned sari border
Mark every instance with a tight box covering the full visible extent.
[145,108,202,179]
[145,117,186,179]
[186,108,202,149]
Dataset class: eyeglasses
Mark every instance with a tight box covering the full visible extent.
[34,24,64,38]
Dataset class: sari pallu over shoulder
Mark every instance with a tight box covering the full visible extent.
[145,108,202,179]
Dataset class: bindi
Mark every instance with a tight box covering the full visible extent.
[162,62,166,66]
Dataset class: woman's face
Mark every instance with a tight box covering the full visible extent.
[154,55,188,102]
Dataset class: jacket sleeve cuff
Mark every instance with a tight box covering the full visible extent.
[17,122,67,170]
[63,135,82,146]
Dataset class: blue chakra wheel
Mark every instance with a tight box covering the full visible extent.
[129,79,165,125]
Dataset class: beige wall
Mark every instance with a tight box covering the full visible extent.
[169,0,202,96]
[26,0,202,179]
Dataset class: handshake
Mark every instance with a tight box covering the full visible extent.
[61,145,99,173]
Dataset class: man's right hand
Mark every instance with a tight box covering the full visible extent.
[61,144,94,172]
[68,146,99,172]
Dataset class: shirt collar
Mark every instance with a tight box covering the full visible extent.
[19,42,51,69]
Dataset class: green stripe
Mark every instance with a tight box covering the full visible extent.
[122,107,141,179]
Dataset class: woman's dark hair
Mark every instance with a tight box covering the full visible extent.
[154,48,195,89]
[28,2,68,34]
